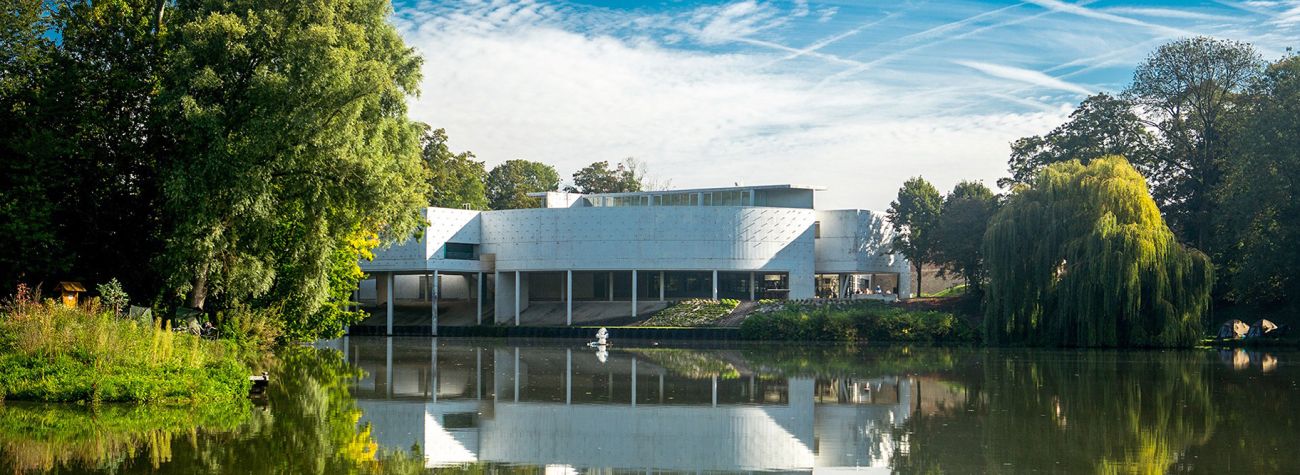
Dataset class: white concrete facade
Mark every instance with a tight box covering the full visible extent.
[360,184,911,326]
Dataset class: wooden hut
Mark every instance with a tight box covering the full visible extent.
[56,281,85,308]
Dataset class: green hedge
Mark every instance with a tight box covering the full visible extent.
[740,301,977,342]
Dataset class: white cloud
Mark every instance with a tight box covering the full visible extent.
[396,7,1071,210]
[955,60,1094,95]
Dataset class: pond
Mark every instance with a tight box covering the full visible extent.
[0,337,1296,473]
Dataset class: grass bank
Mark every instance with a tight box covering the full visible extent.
[0,290,250,404]
[740,300,977,342]
[639,298,740,327]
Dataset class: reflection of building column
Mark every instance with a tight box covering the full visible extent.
[431,270,439,335]
[712,270,719,301]
[386,337,393,399]
[631,270,638,318]
[386,272,394,335]
[659,373,664,403]
[476,347,482,400]
[430,337,438,402]
[513,347,520,403]
[566,270,573,326]
[343,335,349,361]
[493,270,500,324]
[631,357,637,407]
[566,349,572,405]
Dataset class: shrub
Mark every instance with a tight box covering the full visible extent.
[217,304,284,354]
[95,278,129,317]
[740,300,977,342]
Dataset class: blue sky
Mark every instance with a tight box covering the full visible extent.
[393,0,1300,209]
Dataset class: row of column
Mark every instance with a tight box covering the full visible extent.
[378,271,486,336]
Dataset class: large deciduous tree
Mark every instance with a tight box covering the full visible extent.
[485,159,560,210]
[887,177,943,297]
[1126,36,1261,250]
[159,0,431,336]
[935,181,997,294]
[422,127,488,210]
[1002,93,1158,188]
[1218,55,1300,305]
[566,158,643,194]
[983,156,1213,347]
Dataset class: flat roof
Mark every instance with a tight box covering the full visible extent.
[528,184,826,198]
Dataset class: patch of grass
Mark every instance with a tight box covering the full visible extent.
[639,299,739,327]
[740,300,977,342]
[926,284,967,298]
[0,287,251,403]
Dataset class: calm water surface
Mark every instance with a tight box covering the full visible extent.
[1,337,1296,474]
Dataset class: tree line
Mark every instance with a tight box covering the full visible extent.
[0,0,653,340]
[889,37,1299,346]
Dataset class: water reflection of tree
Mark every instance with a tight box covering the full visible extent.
[893,351,1216,474]
[0,347,424,474]
[0,400,248,472]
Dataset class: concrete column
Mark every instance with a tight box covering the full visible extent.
[476,347,482,400]
[608,272,614,302]
[659,271,665,301]
[431,271,438,335]
[493,271,500,324]
[566,270,573,326]
[386,272,394,335]
[631,270,638,318]
[343,335,349,360]
[750,271,756,300]
[476,272,483,325]
[711,374,717,407]
[514,271,521,326]
[711,270,718,301]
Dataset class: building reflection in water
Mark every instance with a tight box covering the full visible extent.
[317,337,963,472]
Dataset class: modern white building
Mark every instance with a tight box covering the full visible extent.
[357,184,910,333]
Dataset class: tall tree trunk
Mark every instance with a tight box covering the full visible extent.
[915,262,923,298]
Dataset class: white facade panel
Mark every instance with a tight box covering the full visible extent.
[814,210,911,276]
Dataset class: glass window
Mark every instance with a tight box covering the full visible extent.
[653,195,662,206]
[445,243,477,260]
[814,221,821,239]
[699,193,708,206]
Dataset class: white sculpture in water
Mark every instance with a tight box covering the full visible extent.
[595,327,609,345]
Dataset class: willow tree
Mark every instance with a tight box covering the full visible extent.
[983,156,1212,347]
[159,0,430,333]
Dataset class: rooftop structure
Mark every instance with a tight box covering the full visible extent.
[356,184,911,334]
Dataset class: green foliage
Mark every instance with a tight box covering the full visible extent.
[216,305,283,355]
[1126,36,1262,249]
[422,127,489,210]
[0,291,250,403]
[566,158,644,194]
[1002,93,1157,188]
[983,157,1213,347]
[1218,55,1300,305]
[740,300,975,342]
[158,0,431,325]
[485,159,561,209]
[887,177,943,294]
[934,181,996,294]
[640,298,739,327]
[96,278,129,317]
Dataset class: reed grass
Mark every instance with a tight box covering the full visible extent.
[0,286,250,403]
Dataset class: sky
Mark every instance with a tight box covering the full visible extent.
[392,0,1300,210]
